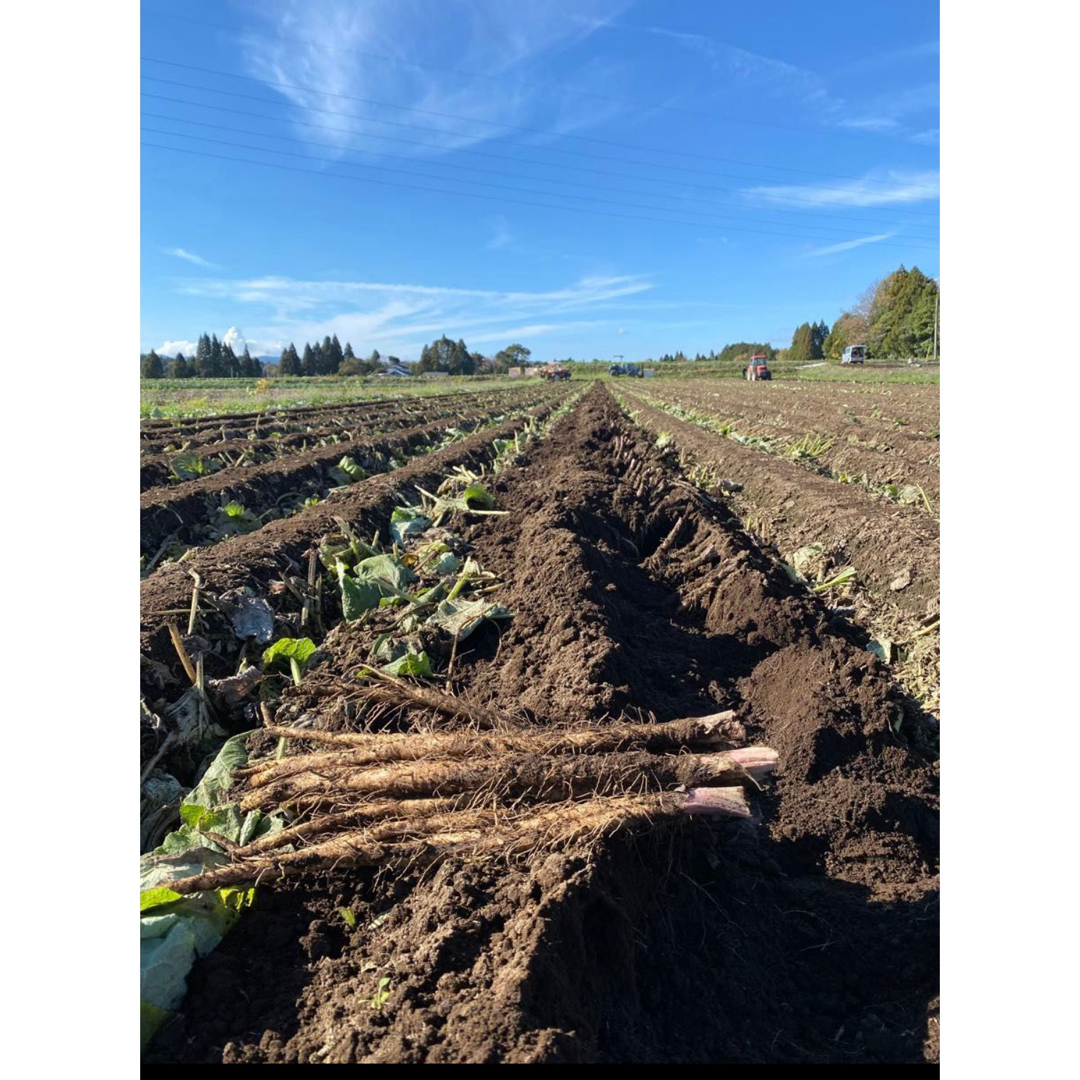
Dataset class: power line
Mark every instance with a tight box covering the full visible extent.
[140,75,941,219]
[141,138,939,252]
[143,7,936,156]
[140,58,940,200]
[141,91,939,231]
[141,113,940,242]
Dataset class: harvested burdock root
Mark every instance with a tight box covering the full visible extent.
[168,713,777,896]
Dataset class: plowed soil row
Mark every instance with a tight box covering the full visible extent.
[621,387,940,621]
[141,392,559,560]
[139,391,544,491]
[139,386,541,451]
[141,391,572,705]
[148,385,938,1065]
[642,382,940,504]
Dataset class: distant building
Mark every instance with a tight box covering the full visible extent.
[377,362,412,377]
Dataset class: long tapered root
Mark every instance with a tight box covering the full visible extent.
[162,709,775,897]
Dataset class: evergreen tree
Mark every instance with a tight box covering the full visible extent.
[810,320,829,360]
[452,338,474,375]
[279,343,300,376]
[329,334,344,373]
[168,352,189,379]
[342,342,356,363]
[865,266,938,358]
[241,346,260,377]
[194,333,214,378]
[788,323,815,363]
[222,342,239,378]
[302,342,318,377]
[210,334,224,377]
[141,349,164,379]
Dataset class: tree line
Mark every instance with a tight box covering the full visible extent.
[823,265,938,360]
[140,332,264,379]
[142,332,533,379]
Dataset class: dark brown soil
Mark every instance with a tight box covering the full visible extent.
[139,386,548,460]
[621,388,939,619]
[638,379,941,504]
[146,385,937,1064]
[140,394,568,705]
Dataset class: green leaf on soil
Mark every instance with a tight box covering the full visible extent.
[381,650,433,677]
[426,598,511,641]
[329,455,368,485]
[462,483,496,509]
[337,560,383,620]
[262,637,317,670]
[390,507,432,545]
[140,887,183,913]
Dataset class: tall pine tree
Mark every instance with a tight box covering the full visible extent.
[329,334,344,373]
[141,349,164,379]
[279,343,300,376]
[788,323,815,363]
[195,333,214,378]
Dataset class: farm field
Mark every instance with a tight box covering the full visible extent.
[141,379,939,1064]
[139,374,541,419]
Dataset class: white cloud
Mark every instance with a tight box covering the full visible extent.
[910,128,940,146]
[165,247,217,268]
[744,169,939,210]
[616,327,627,335]
[836,117,902,132]
[238,1,632,159]
[175,272,653,358]
[222,326,248,354]
[803,233,896,257]
[158,339,199,357]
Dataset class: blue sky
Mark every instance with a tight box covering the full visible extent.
[141,0,939,361]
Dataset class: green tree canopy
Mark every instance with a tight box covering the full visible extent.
[141,349,164,379]
[493,343,531,373]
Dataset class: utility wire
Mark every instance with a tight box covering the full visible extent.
[142,92,939,231]
[140,75,940,219]
[141,138,939,252]
[140,59,940,203]
[143,7,936,155]
[142,111,939,242]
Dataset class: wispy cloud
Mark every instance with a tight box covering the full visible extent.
[836,117,901,132]
[744,169,939,210]
[486,216,514,250]
[909,128,940,146]
[177,272,653,358]
[803,233,896,257]
[238,1,633,159]
[165,247,217,268]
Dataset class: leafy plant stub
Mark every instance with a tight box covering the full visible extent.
[139,732,285,1049]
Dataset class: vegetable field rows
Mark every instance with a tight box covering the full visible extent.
[140,387,564,564]
[141,384,938,1065]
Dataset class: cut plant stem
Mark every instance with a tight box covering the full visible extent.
[167,622,198,686]
[813,566,857,593]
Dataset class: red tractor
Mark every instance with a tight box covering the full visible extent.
[541,363,571,381]
[745,354,772,381]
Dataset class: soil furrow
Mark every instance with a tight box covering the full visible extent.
[147,385,937,1066]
